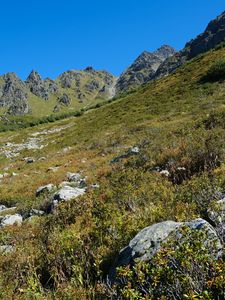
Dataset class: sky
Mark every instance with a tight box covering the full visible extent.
[0,0,225,79]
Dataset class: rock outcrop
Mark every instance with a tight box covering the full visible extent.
[25,70,49,100]
[109,218,223,281]
[0,73,29,115]
[115,45,176,94]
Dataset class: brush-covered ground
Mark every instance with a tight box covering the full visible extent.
[0,44,224,299]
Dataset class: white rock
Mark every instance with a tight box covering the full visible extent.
[54,186,86,202]
[1,214,23,227]
[67,172,82,182]
[160,170,170,177]
[36,184,55,197]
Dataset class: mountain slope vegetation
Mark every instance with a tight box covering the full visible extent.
[0,39,224,299]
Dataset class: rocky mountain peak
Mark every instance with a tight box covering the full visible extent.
[26,70,42,83]
[115,45,176,94]
[25,70,49,100]
[155,11,225,80]
[84,66,95,72]
[153,45,176,60]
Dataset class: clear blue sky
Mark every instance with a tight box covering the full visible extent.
[1,0,225,79]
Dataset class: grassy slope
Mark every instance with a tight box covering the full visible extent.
[0,46,224,298]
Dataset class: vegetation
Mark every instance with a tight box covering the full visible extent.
[203,58,225,82]
[0,44,224,298]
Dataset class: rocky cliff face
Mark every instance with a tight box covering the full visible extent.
[154,11,225,79]
[115,45,176,94]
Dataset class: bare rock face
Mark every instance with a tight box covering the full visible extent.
[115,45,176,94]
[0,73,29,115]
[58,93,71,106]
[186,11,225,58]
[26,70,49,100]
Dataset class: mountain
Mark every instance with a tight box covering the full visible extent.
[115,45,176,94]
[154,10,225,79]
[0,67,116,116]
[0,29,224,298]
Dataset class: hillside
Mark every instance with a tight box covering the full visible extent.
[0,37,224,298]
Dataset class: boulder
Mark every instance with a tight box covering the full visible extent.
[109,218,222,281]
[0,214,23,227]
[36,184,55,197]
[53,185,86,202]
[66,172,87,188]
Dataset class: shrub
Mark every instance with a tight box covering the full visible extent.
[204,59,225,82]
[114,227,225,300]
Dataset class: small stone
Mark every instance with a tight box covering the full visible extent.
[160,170,170,177]
[36,184,55,197]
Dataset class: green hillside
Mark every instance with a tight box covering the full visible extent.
[0,44,224,299]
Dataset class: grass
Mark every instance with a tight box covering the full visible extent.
[0,44,224,298]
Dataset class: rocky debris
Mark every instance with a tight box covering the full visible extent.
[109,218,222,281]
[111,146,140,164]
[115,45,176,94]
[36,184,55,197]
[58,93,71,106]
[53,185,86,203]
[0,137,44,158]
[31,125,71,137]
[25,70,49,100]
[0,73,29,115]
[0,214,23,227]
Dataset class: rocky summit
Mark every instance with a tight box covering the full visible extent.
[0,67,117,116]
[115,45,176,94]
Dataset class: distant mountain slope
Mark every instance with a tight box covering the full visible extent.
[0,68,116,116]
[115,45,176,94]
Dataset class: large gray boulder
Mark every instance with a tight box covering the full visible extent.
[109,218,222,281]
